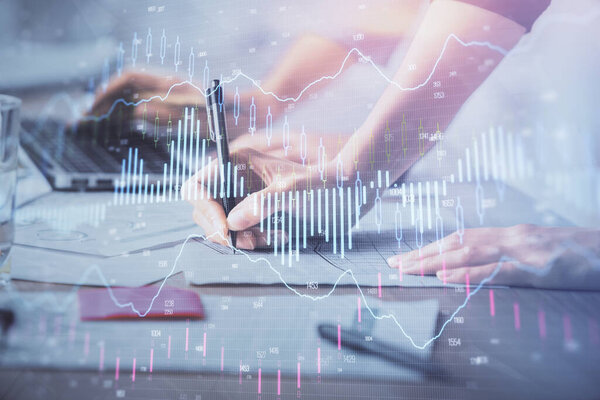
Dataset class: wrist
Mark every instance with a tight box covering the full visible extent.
[338,122,402,184]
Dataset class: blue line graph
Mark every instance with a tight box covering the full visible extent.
[81,33,509,123]
[10,10,600,351]
[4,231,598,350]
[27,9,600,134]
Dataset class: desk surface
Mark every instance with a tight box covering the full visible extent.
[2,273,599,400]
[3,89,600,400]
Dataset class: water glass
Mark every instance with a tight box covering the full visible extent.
[0,95,21,282]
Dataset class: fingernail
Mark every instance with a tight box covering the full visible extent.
[387,256,397,267]
[227,210,245,230]
[436,270,445,280]
[236,233,255,250]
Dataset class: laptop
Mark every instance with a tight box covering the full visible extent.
[20,115,191,191]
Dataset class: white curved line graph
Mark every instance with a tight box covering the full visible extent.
[28,8,600,132]
[81,33,509,123]
[4,231,597,351]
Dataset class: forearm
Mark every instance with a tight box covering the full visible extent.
[255,34,355,116]
[339,0,526,183]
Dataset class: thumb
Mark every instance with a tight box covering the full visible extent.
[226,184,281,231]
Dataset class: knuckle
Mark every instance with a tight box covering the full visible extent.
[448,231,461,246]
[459,246,473,263]
[512,224,533,234]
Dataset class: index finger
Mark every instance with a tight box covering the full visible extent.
[226,188,271,232]
[403,230,464,262]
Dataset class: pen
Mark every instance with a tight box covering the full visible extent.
[206,79,237,249]
[317,323,444,376]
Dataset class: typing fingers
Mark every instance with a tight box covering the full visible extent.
[89,72,164,116]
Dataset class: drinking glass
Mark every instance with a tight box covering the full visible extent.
[0,95,21,283]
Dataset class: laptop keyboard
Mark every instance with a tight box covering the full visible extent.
[21,118,172,175]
